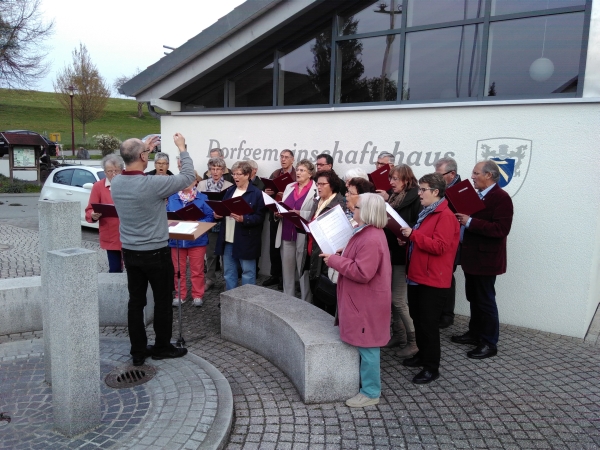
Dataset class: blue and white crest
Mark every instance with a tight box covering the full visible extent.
[476,138,532,197]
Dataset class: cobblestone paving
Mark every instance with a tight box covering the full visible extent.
[1,221,600,449]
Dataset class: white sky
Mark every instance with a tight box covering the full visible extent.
[37,0,246,95]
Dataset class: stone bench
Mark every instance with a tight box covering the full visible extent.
[220,284,359,404]
[0,273,154,335]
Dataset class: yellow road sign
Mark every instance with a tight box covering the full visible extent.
[49,133,61,142]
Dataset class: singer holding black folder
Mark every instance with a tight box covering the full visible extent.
[214,161,266,291]
[85,154,124,272]
[167,181,214,307]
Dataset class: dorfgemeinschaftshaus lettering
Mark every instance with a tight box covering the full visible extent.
[207,139,455,167]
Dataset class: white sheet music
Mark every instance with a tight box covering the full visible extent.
[262,191,289,213]
[308,205,354,254]
[385,203,409,228]
[168,222,198,234]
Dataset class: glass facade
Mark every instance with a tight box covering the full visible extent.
[183,0,590,109]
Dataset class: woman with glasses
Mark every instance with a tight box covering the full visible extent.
[320,193,392,408]
[198,158,233,290]
[399,173,459,384]
[274,159,317,302]
[214,161,266,290]
[307,170,345,314]
[384,164,422,359]
[345,178,376,227]
[85,154,125,272]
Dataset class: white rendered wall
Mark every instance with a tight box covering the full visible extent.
[160,101,600,338]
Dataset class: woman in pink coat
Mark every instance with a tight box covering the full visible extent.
[85,154,123,272]
[321,193,391,408]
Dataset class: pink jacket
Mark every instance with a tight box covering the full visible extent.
[327,225,392,348]
[85,180,121,251]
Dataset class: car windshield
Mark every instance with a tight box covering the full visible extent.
[97,171,106,180]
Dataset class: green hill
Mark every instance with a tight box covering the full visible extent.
[0,89,160,148]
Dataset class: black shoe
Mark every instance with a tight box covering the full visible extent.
[132,345,154,366]
[439,318,454,329]
[412,369,439,384]
[402,355,423,368]
[262,276,280,287]
[151,346,188,360]
[451,332,480,346]
[467,344,497,359]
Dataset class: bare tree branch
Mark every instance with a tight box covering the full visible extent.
[0,0,54,88]
[53,43,110,142]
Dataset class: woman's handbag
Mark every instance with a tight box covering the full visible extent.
[315,273,337,306]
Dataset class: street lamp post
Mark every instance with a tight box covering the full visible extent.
[68,85,75,156]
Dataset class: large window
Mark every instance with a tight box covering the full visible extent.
[182,0,590,110]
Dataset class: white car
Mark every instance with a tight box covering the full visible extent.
[39,166,106,229]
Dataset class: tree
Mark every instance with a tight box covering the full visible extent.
[54,43,110,142]
[113,70,144,118]
[0,0,54,88]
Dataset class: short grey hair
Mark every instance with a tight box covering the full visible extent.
[231,161,252,176]
[481,160,500,182]
[208,157,226,169]
[377,151,395,164]
[247,160,258,170]
[357,193,388,229]
[101,154,124,171]
[210,148,224,157]
[155,152,169,163]
[435,157,457,173]
[344,167,369,181]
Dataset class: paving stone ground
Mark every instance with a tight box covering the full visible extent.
[1,222,600,449]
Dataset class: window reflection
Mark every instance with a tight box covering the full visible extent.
[338,35,400,103]
[407,0,484,27]
[403,25,482,100]
[278,28,332,106]
[341,0,402,36]
[485,13,584,97]
[491,0,585,16]
[233,62,274,107]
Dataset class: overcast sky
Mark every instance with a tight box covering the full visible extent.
[36,0,246,95]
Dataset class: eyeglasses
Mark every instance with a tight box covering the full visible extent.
[376,161,389,167]
[316,163,330,167]
[155,162,168,166]
[442,170,454,176]
[105,169,121,174]
[345,191,358,196]
[390,177,402,182]
[316,182,330,187]
[418,187,436,193]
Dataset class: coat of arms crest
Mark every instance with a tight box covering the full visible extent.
[476,138,532,197]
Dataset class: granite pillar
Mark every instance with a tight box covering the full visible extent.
[38,199,81,383]
[47,247,100,436]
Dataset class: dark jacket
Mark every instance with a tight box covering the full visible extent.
[214,182,266,260]
[146,169,174,176]
[384,186,422,266]
[252,176,265,191]
[460,184,513,276]
[307,193,345,281]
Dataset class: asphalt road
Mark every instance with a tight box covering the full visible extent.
[0,193,100,243]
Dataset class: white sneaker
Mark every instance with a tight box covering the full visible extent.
[172,297,186,306]
[193,298,203,307]
[345,393,379,408]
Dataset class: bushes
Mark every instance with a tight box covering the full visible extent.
[94,134,121,157]
[0,174,41,193]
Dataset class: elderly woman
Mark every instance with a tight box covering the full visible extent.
[85,154,124,272]
[167,180,214,307]
[345,177,375,226]
[147,152,173,176]
[399,173,459,384]
[198,158,233,290]
[307,170,345,314]
[384,164,422,358]
[321,193,392,408]
[344,167,369,182]
[275,159,317,301]
[214,161,265,290]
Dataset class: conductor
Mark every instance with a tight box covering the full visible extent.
[111,133,196,366]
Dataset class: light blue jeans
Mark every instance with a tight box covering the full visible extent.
[223,243,256,291]
[358,347,381,399]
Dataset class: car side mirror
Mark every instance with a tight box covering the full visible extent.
[83,183,94,190]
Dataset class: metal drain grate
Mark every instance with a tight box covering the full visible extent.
[105,365,157,389]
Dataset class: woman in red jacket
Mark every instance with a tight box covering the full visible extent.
[85,155,124,272]
[399,173,459,384]
[321,193,392,408]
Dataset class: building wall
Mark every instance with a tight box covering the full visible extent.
[161,100,600,338]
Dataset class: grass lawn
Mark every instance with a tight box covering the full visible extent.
[0,88,161,148]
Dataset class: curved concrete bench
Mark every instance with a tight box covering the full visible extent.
[0,274,154,335]
[220,284,359,404]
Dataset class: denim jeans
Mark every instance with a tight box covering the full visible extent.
[223,243,256,291]
[122,246,174,358]
[106,249,123,273]
[357,347,381,399]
